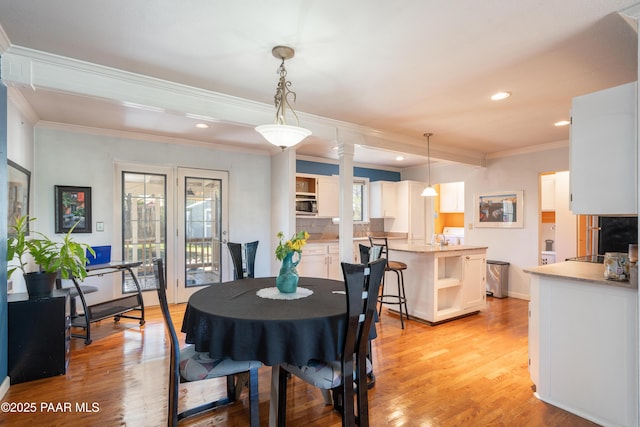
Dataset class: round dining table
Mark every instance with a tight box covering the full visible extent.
[181,275,377,427]
[181,276,349,367]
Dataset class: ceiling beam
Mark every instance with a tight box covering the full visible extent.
[1,45,487,166]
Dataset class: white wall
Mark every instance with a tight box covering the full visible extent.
[6,96,34,171]
[402,145,570,299]
[30,127,272,302]
[6,94,35,292]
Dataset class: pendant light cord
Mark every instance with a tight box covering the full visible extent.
[424,132,433,186]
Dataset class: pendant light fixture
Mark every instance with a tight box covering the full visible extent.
[421,132,438,197]
[255,46,312,150]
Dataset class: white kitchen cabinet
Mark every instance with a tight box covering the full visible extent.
[528,269,638,427]
[570,81,637,215]
[317,176,339,218]
[297,243,340,279]
[388,180,432,241]
[394,246,487,324]
[461,253,486,309]
[439,182,465,213]
[327,244,341,280]
[540,174,556,212]
[369,181,397,218]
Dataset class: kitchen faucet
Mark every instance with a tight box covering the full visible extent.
[434,233,447,246]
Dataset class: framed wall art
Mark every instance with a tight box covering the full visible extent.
[7,159,31,236]
[55,185,92,233]
[474,190,523,228]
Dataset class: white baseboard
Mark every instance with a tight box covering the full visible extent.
[0,376,10,401]
[507,291,530,301]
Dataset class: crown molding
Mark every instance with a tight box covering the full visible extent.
[35,120,273,157]
[1,45,487,166]
[0,24,10,53]
[619,3,640,29]
[485,139,569,159]
[7,87,39,124]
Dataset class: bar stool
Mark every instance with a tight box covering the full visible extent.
[368,237,409,329]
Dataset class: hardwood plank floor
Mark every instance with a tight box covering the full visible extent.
[1,296,598,426]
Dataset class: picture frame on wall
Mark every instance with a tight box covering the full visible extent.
[55,185,92,233]
[7,159,31,236]
[474,190,524,228]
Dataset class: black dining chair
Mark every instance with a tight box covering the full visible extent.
[277,257,386,427]
[359,243,382,264]
[153,258,261,427]
[358,243,382,389]
[227,241,258,279]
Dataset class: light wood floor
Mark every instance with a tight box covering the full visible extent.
[1,296,598,426]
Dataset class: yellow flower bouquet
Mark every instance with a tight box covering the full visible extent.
[275,231,309,293]
[275,231,309,261]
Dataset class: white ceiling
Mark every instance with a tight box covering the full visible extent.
[0,0,638,168]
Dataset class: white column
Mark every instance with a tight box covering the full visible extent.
[338,140,355,263]
[270,149,297,276]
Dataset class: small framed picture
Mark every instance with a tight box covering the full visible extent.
[55,185,92,233]
[7,160,31,236]
[474,190,523,228]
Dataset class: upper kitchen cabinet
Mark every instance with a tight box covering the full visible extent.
[388,180,432,241]
[570,82,637,215]
[370,181,397,218]
[439,182,465,213]
[540,174,556,212]
[316,175,339,218]
[295,174,318,217]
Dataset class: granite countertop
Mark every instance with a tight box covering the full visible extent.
[388,243,488,253]
[306,235,406,244]
[524,260,638,290]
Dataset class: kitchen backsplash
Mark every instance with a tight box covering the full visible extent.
[297,218,385,240]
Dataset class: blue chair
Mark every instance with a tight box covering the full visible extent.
[277,258,386,427]
[153,258,261,427]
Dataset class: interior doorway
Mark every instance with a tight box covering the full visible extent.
[539,171,577,264]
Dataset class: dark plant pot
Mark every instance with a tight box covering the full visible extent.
[24,271,58,299]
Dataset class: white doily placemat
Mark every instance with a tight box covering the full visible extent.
[256,287,313,300]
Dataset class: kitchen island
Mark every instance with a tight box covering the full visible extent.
[525,261,638,427]
[387,243,488,324]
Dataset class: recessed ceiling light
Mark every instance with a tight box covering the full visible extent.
[491,91,511,101]
[554,120,570,127]
[395,156,405,161]
[195,123,209,129]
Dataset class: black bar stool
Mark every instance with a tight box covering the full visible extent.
[368,237,409,329]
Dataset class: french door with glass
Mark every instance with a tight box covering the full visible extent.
[175,168,229,302]
[118,165,228,304]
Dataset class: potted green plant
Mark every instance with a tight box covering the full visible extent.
[7,216,95,298]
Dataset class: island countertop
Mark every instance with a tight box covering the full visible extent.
[524,260,637,290]
[388,243,488,253]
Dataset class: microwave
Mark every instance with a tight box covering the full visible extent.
[296,198,317,215]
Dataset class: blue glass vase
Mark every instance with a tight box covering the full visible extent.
[276,251,300,293]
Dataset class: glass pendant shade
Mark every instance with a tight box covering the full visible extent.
[255,124,312,149]
[421,186,438,197]
[256,46,311,149]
